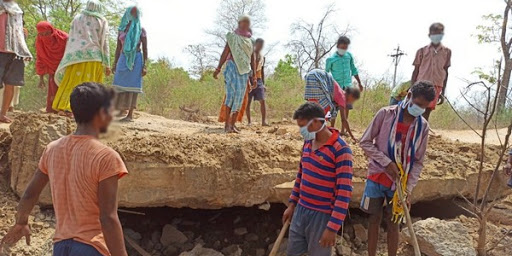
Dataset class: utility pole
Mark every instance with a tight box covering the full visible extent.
[389,45,406,89]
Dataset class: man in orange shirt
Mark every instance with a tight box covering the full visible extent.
[1,82,128,256]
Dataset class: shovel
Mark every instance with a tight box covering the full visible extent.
[269,219,291,256]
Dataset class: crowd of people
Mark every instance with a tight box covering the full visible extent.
[0,0,147,123]
[0,1,510,256]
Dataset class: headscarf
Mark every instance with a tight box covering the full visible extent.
[238,14,250,23]
[35,21,68,75]
[82,0,104,18]
[304,69,337,118]
[0,0,32,58]
[55,0,110,86]
[118,6,141,70]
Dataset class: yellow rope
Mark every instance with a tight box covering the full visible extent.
[391,163,408,223]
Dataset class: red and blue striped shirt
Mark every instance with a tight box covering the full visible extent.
[289,129,353,232]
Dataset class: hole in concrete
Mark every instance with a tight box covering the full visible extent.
[117,204,287,255]
[34,198,480,255]
[410,198,472,220]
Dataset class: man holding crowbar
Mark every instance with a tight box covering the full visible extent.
[359,81,435,256]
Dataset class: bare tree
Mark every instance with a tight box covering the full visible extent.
[184,44,216,78]
[476,0,512,110]
[206,0,267,50]
[445,62,512,256]
[287,3,348,74]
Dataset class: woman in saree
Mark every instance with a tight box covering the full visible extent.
[52,0,111,116]
[35,21,68,113]
[112,6,147,122]
[213,15,256,133]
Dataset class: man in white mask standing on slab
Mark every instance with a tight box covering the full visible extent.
[411,22,451,120]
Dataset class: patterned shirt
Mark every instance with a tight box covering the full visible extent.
[289,129,353,232]
[325,52,359,89]
[304,69,336,112]
[413,44,451,87]
[0,13,6,52]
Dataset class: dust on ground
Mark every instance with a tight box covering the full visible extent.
[0,112,511,255]
[435,128,509,146]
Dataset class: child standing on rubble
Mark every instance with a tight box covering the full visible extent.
[282,102,353,256]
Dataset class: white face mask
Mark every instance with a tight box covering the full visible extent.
[430,34,444,44]
[299,118,326,141]
[337,49,347,56]
[402,96,425,117]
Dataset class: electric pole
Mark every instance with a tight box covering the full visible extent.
[389,45,406,89]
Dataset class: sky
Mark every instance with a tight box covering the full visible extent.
[136,0,505,100]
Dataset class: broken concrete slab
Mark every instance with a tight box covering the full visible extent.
[7,113,511,209]
[402,217,476,256]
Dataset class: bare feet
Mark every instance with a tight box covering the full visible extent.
[117,111,128,117]
[0,115,12,123]
[225,125,240,134]
[8,107,14,112]
[262,122,270,127]
[58,111,73,118]
[120,116,133,122]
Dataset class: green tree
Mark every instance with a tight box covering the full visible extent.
[274,54,299,80]
[476,0,512,110]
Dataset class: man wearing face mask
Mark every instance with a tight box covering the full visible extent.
[359,81,435,256]
[411,22,452,120]
[283,102,353,256]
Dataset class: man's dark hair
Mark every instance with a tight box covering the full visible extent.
[255,38,264,44]
[411,81,436,102]
[70,82,115,124]
[293,102,325,120]
[429,22,445,33]
[337,36,351,45]
[345,87,361,100]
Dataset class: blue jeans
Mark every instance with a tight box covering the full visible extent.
[287,204,333,256]
[53,239,102,256]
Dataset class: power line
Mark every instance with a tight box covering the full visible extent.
[389,45,406,89]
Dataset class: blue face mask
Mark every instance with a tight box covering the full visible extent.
[430,34,444,44]
[337,49,347,56]
[407,101,426,117]
[300,118,326,141]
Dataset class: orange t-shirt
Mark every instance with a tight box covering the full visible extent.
[38,135,128,256]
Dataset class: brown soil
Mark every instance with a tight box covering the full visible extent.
[1,112,511,255]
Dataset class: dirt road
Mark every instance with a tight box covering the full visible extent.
[435,128,509,146]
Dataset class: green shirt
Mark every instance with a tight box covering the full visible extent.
[325,52,359,89]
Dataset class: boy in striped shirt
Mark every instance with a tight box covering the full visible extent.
[283,102,354,256]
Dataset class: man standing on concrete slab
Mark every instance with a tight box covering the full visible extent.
[411,22,451,120]
[1,83,128,256]
[359,81,435,256]
[282,102,353,256]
